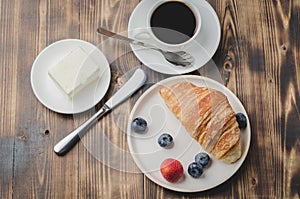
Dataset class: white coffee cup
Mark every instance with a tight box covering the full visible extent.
[132,0,201,51]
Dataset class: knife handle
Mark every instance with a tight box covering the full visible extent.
[53,105,110,156]
[53,69,147,156]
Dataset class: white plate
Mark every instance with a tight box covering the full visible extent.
[128,0,221,75]
[127,76,251,192]
[31,39,111,114]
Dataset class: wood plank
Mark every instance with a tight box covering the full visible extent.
[215,0,300,198]
[41,0,81,197]
[271,1,300,198]
[217,0,279,197]
[78,0,147,198]
[0,0,20,198]
[12,0,80,198]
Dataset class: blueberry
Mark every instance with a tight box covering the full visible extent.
[236,113,247,129]
[188,162,203,178]
[158,133,173,148]
[131,117,147,133]
[195,152,210,167]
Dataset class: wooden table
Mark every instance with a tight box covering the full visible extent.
[1,0,299,198]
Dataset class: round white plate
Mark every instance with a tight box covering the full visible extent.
[31,39,111,114]
[128,0,221,75]
[127,76,251,192]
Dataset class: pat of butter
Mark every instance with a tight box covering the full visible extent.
[48,47,100,98]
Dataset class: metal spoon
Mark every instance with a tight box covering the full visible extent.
[97,27,194,67]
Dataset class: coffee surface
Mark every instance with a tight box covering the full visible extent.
[150,1,197,44]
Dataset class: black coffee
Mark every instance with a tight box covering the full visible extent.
[150,1,197,44]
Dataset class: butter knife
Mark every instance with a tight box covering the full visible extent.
[54,69,147,156]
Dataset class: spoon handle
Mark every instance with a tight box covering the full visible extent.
[97,27,145,47]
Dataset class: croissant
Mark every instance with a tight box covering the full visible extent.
[159,82,242,163]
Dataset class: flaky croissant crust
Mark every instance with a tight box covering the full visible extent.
[159,82,242,163]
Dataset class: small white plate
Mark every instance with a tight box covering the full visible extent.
[128,0,221,74]
[127,76,251,192]
[31,39,111,114]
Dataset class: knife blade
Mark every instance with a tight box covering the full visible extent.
[54,69,147,156]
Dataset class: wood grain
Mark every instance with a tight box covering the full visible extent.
[0,0,20,198]
[0,0,299,198]
[11,0,81,198]
[215,0,300,198]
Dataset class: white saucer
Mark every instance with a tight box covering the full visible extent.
[31,39,111,114]
[128,0,221,75]
[127,76,251,192]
